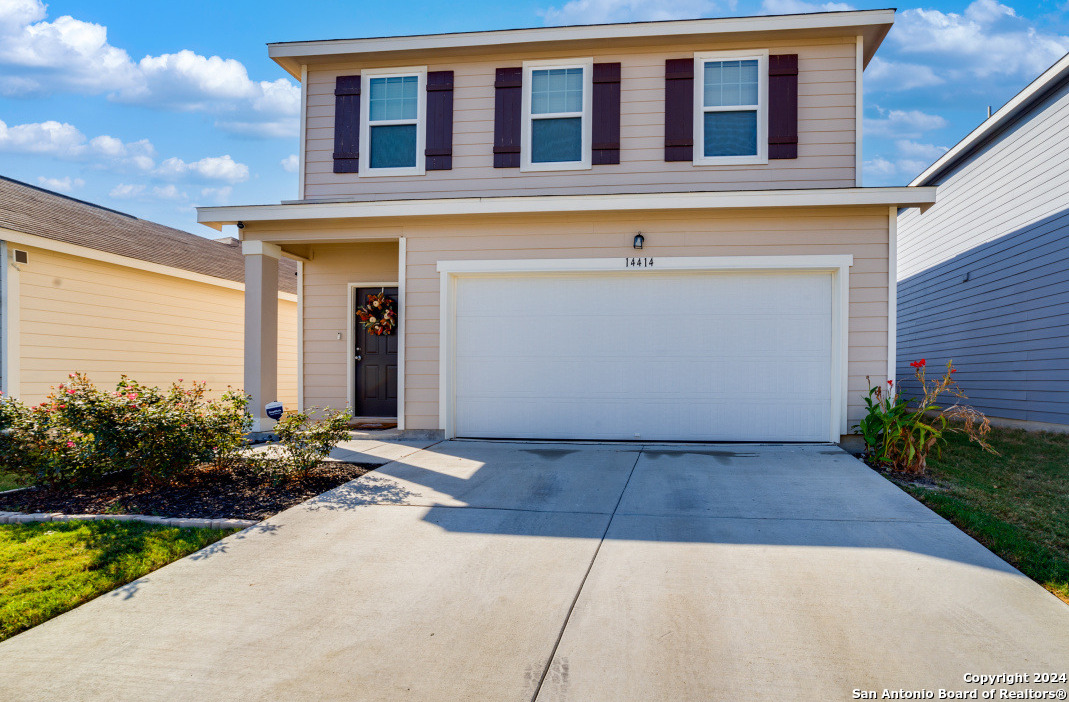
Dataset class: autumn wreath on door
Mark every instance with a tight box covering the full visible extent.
[356,290,396,336]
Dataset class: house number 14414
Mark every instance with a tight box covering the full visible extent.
[625,257,654,268]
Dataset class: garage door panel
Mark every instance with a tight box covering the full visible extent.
[452,270,834,441]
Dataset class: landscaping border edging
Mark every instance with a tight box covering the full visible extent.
[0,511,256,529]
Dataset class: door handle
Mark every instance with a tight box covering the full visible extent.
[355,355,362,361]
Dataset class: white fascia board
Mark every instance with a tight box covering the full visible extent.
[0,227,297,302]
[911,51,1069,186]
[269,10,894,64]
[198,187,937,228]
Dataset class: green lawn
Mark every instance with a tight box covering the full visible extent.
[894,426,1069,604]
[0,469,31,492]
[0,520,236,642]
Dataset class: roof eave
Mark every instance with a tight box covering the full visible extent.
[269,9,896,78]
[197,187,937,229]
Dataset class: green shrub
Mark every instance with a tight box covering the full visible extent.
[269,407,352,480]
[858,359,994,475]
[1,374,251,486]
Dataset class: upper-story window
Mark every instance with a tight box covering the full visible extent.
[694,51,768,166]
[521,59,593,171]
[360,67,427,176]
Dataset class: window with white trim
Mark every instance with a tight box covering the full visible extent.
[360,67,427,176]
[521,59,593,171]
[694,52,768,165]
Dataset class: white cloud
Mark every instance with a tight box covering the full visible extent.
[539,0,720,25]
[0,118,155,172]
[281,154,299,173]
[36,175,83,192]
[200,186,233,204]
[760,0,853,14]
[0,0,298,137]
[865,108,948,138]
[537,0,860,24]
[864,140,949,183]
[215,119,299,139]
[155,155,249,184]
[109,183,144,198]
[1,118,250,184]
[0,0,47,28]
[863,156,898,179]
[895,140,949,161]
[0,118,84,156]
[884,0,1069,84]
[151,184,186,201]
[865,57,945,92]
[109,182,192,202]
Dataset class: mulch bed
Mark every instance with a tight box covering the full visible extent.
[861,456,941,488]
[0,462,376,521]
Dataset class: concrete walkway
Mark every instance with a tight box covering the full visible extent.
[2,441,1067,701]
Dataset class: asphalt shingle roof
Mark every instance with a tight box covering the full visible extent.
[0,175,297,294]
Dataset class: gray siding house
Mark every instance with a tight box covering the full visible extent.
[897,52,1069,430]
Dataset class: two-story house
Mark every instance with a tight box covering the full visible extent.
[197,10,936,442]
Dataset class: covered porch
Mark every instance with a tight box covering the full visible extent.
[233,227,402,433]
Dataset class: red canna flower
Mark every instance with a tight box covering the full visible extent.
[887,380,894,386]
[910,359,927,368]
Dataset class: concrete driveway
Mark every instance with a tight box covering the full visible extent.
[2,441,1068,701]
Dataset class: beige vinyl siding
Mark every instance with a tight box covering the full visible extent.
[280,206,888,433]
[302,37,858,200]
[301,241,399,410]
[16,246,298,408]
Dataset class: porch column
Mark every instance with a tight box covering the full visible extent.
[242,240,280,432]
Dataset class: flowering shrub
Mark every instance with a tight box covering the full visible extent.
[269,407,352,480]
[0,374,251,486]
[858,359,994,475]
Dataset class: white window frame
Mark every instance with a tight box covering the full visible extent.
[521,58,593,172]
[359,66,427,178]
[693,50,769,166]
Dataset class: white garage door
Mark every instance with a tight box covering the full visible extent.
[452,270,834,441]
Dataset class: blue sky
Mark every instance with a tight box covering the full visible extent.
[1,0,1068,235]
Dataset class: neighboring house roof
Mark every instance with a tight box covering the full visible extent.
[268,9,895,78]
[911,51,1069,187]
[0,175,297,294]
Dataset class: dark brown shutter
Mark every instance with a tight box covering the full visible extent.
[333,75,361,173]
[493,67,522,168]
[768,54,799,159]
[592,62,622,165]
[425,71,454,170]
[664,58,693,162]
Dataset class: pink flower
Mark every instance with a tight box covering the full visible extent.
[66,441,75,448]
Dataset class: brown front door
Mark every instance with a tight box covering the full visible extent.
[354,287,399,418]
